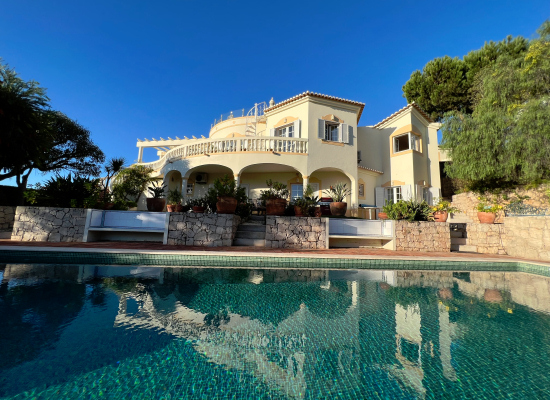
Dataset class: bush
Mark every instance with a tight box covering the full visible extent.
[383,200,433,221]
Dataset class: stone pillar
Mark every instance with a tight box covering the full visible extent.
[138,147,144,163]
[302,176,309,193]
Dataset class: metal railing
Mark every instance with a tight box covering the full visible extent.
[212,109,247,127]
[138,137,309,171]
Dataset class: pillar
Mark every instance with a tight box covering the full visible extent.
[302,176,309,194]
[138,147,144,163]
[181,179,187,202]
[234,174,240,186]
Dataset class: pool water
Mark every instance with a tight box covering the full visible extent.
[1,264,550,399]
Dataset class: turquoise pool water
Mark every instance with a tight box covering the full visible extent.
[1,264,550,399]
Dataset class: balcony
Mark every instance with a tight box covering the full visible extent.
[138,137,309,171]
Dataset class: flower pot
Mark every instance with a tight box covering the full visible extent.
[330,202,347,217]
[294,206,306,217]
[167,204,177,212]
[175,204,184,212]
[103,202,114,210]
[434,211,448,222]
[266,198,287,216]
[216,196,238,214]
[192,206,205,213]
[484,289,503,303]
[314,206,322,217]
[378,212,388,220]
[478,211,496,224]
[146,198,166,212]
[438,288,453,300]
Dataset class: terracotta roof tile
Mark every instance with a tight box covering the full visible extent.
[373,102,433,128]
[358,164,383,174]
[265,91,365,122]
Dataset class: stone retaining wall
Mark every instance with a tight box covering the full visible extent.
[466,224,506,255]
[0,206,16,236]
[395,221,451,252]
[265,216,328,249]
[11,206,87,242]
[503,217,550,262]
[167,213,240,247]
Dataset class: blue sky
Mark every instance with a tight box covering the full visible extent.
[1,0,549,184]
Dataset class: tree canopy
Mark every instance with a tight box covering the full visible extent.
[403,36,529,121]
[0,60,104,204]
[440,21,550,189]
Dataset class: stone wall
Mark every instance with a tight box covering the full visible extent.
[265,216,328,249]
[503,217,550,262]
[167,212,240,247]
[0,206,16,237]
[11,206,87,242]
[395,221,451,252]
[466,224,506,255]
[452,185,550,223]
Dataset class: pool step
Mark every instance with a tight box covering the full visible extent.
[451,244,478,253]
[233,217,266,247]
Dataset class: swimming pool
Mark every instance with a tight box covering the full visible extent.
[1,264,550,399]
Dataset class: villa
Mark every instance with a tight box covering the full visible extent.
[134,91,444,212]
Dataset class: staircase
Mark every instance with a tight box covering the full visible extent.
[233,215,266,247]
[450,223,477,252]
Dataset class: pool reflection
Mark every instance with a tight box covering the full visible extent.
[2,265,550,399]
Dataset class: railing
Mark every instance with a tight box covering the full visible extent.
[212,109,246,126]
[329,219,394,238]
[138,137,309,171]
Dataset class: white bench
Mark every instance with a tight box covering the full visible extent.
[83,210,169,243]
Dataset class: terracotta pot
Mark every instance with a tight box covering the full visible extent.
[438,288,453,300]
[146,198,166,212]
[216,196,238,214]
[266,198,287,216]
[378,212,388,220]
[330,202,347,217]
[192,206,205,213]
[167,204,177,212]
[103,202,114,210]
[478,211,496,224]
[484,289,503,303]
[434,211,448,222]
[294,206,305,217]
[314,206,322,217]
[175,204,184,212]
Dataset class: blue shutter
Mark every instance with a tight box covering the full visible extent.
[318,119,325,139]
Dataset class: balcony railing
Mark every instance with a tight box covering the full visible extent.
[138,137,309,171]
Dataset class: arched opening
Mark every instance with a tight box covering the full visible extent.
[238,163,305,201]
[310,167,357,216]
[184,165,234,199]
[164,170,183,197]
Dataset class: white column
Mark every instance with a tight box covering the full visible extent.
[234,174,240,186]
[181,179,187,202]
[138,147,144,163]
[302,176,309,194]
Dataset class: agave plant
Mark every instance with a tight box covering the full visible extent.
[324,182,351,202]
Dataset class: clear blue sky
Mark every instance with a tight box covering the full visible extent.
[1,0,549,185]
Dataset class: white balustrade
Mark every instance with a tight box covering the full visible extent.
[138,137,308,171]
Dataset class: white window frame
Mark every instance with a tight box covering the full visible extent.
[385,186,402,204]
[393,132,421,153]
[275,124,294,138]
[291,184,303,200]
[325,123,339,142]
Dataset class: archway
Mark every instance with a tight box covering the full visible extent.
[309,167,357,215]
[238,163,305,201]
[183,164,235,200]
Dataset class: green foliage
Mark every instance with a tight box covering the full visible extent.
[101,157,125,203]
[259,179,289,201]
[403,35,529,121]
[186,196,208,208]
[292,184,319,215]
[31,174,102,208]
[235,202,253,219]
[432,199,460,213]
[476,195,504,213]
[441,21,550,188]
[204,175,248,213]
[147,181,166,199]
[382,200,433,221]
[111,165,155,203]
[323,182,351,202]
[167,188,182,205]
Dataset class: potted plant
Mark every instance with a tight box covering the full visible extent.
[476,196,503,224]
[146,181,167,211]
[379,200,393,220]
[324,182,351,217]
[293,184,319,216]
[210,175,246,214]
[431,199,459,222]
[187,197,207,213]
[259,179,290,216]
[166,188,183,212]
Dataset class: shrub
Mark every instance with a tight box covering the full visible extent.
[259,179,289,201]
[383,200,433,221]
[323,182,351,202]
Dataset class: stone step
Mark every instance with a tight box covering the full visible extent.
[235,231,266,239]
[451,244,477,252]
[232,238,266,247]
[239,224,266,232]
[451,237,468,245]
[249,215,266,222]
[448,215,474,223]
[450,231,465,238]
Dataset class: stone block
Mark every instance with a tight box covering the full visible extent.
[48,233,61,242]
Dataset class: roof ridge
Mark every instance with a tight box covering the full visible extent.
[373,103,433,128]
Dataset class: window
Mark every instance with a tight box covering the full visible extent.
[276,124,294,137]
[423,187,429,203]
[325,123,339,142]
[385,186,402,204]
[291,184,303,200]
[358,183,365,197]
[393,132,421,153]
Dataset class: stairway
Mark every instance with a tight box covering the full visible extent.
[232,215,266,247]
[450,223,477,252]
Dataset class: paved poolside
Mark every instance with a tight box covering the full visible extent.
[1,239,549,267]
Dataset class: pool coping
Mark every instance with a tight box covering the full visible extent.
[1,245,550,276]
